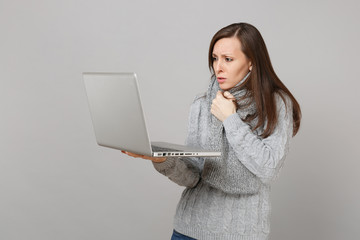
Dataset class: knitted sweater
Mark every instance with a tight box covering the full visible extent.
[153,89,293,240]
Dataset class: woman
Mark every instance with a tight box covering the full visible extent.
[123,22,301,240]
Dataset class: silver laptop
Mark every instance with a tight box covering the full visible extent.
[82,72,221,158]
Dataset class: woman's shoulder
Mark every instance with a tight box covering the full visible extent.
[190,92,207,107]
[188,92,207,116]
[193,92,207,102]
[274,90,293,116]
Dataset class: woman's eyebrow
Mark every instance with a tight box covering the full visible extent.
[212,53,234,57]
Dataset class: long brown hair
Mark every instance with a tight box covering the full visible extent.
[208,23,301,138]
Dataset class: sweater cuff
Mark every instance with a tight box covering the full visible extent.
[223,113,248,131]
[152,157,176,171]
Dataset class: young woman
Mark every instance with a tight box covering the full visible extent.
[123,22,301,240]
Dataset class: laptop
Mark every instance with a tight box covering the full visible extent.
[82,72,221,158]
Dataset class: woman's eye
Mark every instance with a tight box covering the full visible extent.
[225,57,233,62]
[212,57,218,61]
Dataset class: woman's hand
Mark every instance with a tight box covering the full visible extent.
[121,151,167,163]
[211,91,237,122]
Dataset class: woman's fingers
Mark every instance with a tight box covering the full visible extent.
[211,91,237,122]
[121,150,166,163]
[223,91,235,101]
[122,151,143,158]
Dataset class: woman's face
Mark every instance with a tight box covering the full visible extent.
[212,37,252,91]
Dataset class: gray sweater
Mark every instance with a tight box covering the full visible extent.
[153,90,293,240]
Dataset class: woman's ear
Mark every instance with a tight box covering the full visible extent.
[249,63,253,71]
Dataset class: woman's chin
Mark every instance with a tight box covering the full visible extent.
[219,84,231,91]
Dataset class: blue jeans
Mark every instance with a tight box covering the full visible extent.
[171,229,197,240]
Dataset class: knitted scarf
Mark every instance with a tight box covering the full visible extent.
[201,72,262,194]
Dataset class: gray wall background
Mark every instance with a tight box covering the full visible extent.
[1,0,359,239]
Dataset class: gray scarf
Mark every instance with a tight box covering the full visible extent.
[201,72,262,194]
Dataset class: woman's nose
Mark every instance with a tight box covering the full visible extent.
[214,60,224,73]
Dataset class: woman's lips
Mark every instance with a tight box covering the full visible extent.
[217,77,226,83]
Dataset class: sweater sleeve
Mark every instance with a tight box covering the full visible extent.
[222,94,293,184]
[152,94,205,188]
